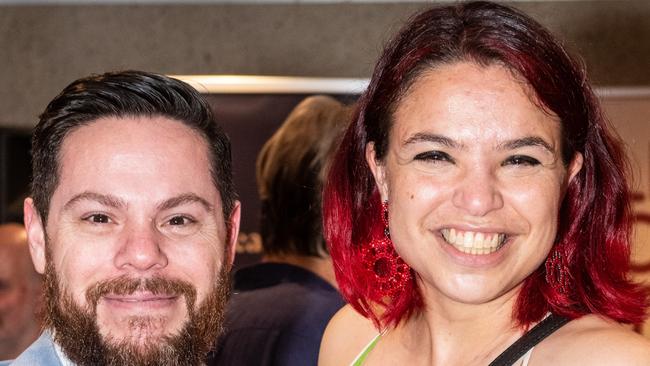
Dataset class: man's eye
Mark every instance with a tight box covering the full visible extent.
[168,216,194,226]
[503,155,541,166]
[84,214,111,224]
[414,150,454,163]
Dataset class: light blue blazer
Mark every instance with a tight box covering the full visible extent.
[0,331,63,366]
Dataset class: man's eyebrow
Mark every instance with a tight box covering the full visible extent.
[63,192,127,211]
[403,133,464,149]
[157,193,214,212]
[498,136,555,154]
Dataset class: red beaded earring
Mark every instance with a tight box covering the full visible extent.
[545,245,569,294]
[361,201,411,299]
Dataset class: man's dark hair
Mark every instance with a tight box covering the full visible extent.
[257,95,348,257]
[31,70,237,224]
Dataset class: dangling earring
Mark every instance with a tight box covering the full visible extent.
[361,200,411,299]
[545,245,569,294]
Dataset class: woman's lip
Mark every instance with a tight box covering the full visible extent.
[433,229,513,267]
[434,223,512,234]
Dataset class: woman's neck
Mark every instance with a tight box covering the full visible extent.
[393,284,524,366]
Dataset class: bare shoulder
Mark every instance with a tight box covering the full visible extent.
[533,314,650,366]
[319,304,379,366]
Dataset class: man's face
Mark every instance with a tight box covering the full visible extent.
[24,116,239,365]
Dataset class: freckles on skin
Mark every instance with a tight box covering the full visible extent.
[372,62,575,306]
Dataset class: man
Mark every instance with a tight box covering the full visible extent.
[0,223,42,360]
[2,70,240,366]
[208,96,347,366]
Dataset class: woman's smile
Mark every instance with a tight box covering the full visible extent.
[440,228,506,255]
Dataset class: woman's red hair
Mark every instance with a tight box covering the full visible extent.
[323,1,647,329]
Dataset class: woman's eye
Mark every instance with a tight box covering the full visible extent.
[414,150,454,163]
[503,155,541,167]
[83,214,111,224]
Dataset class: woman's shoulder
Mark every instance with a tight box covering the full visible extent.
[319,304,379,366]
[533,314,650,365]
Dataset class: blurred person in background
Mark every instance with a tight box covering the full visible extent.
[0,223,42,360]
[209,95,349,366]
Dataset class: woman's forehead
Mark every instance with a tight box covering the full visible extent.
[389,62,562,148]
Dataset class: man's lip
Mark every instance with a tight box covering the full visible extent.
[102,293,179,302]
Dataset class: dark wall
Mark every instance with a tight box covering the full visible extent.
[0,128,30,223]
[0,1,649,128]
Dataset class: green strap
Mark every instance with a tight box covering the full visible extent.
[351,334,381,366]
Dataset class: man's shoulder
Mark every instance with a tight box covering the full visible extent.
[3,331,63,366]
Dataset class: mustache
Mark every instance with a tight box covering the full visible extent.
[85,275,197,311]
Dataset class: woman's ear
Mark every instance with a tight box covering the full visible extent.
[567,152,584,184]
[365,142,389,201]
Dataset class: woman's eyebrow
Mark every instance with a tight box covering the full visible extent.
[497,136,555,154]
[403,132,463,149]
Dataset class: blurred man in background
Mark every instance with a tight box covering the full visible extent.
[0,223,42,360]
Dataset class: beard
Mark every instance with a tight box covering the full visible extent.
[43,260,230,366]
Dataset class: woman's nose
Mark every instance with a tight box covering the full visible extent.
[451,167,504,217]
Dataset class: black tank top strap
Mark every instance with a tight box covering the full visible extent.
[488,313,570,366]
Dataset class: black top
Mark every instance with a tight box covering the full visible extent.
[489,313,570,366]
[207,262,345,366]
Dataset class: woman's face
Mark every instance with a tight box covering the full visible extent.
[366,61,582,307]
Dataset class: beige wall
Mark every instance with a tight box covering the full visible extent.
[604,95,650,335]
[0,1,649,128]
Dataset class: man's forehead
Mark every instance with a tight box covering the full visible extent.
[52,116,221,211]
[63,115,205,146]
[59,116,210,168]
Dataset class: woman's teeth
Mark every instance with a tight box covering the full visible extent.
[440,228,506,255]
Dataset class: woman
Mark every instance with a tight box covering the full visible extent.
[319,1,650,365]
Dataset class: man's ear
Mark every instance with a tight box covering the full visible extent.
[226,201,241,268]
[365,142,389,201]
[23,198,46,274]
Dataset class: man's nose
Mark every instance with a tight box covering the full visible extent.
[451,167,504,217]
[114,223,168,271]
